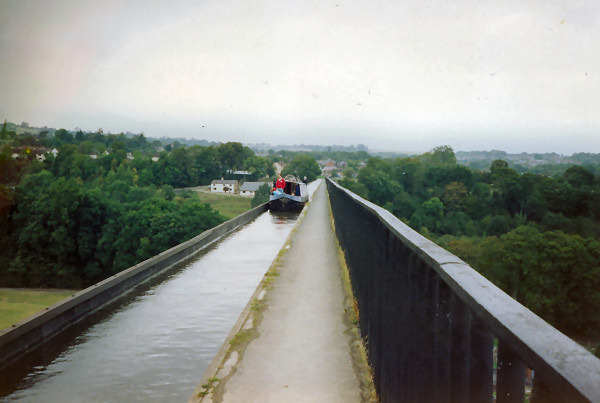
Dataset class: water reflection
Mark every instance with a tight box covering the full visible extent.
[1,209,301,402]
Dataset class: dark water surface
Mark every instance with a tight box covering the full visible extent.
[0,207,305,402]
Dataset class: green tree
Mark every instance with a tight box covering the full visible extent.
[251,183,272,207]
[391,157,422,194]
[192,146,221,185]
[110,140,127,162]
[244,156,275,180]
[218,142,246,171]
[281,154,321,181]
[0,119,7,140]
[564,165,594,188]
[421,145,457,166]
[338,177,369,199]
[54,128,73,143]
[409,197,444,233]
[355,158,402,206]
[385,190,419,221]
[441,181,468,211]
[99,197,224,273]
[8,171,108,287]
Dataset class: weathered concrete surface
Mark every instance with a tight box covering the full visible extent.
[217,182,365,402]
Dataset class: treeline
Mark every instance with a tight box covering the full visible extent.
[2,125,275,187]
[457,150,600,174]
[271,148,370,163]
[249,142,369,153]
[0,127,281,289]
[4,172,223,288]
[339,146,600,341]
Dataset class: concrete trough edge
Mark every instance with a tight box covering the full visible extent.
[188,181,319,402]
[0,203,269,367]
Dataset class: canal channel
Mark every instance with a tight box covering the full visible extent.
[1,181,319,402]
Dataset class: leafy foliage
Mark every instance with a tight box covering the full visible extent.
[340,145,600,341]
[2,168,225,288]
[0,131,266,288]
[281,154,321,181]
[439,228,600,339]
[251,183,272,208]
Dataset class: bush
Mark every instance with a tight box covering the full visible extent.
[251,183,272,207]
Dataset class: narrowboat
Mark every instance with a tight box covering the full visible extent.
[268,175,309,211]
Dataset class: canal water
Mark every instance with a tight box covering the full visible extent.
[1,181,319,402]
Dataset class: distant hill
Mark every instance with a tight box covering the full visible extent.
[456,150,600,173]
[246,143,369,153]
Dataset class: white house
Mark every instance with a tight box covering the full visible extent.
[211,179,239,193]
[240,181,271,197]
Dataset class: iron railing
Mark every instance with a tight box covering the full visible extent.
[326,178,600,403]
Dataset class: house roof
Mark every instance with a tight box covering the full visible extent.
[211,179,238,185]
[240,181,269,192]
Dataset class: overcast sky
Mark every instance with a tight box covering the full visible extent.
[1,0,599,154]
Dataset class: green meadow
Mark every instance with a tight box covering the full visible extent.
[0,289,74,330]
[195,191,253,220]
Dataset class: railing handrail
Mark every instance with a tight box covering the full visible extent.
[327,178,600,402]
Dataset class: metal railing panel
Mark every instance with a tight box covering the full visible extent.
[326,178,600,403]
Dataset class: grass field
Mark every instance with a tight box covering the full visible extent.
[0,289,74,330]
[194,191,253,219]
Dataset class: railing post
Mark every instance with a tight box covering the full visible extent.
[381,234,403,401]
[409,255,430,401]
[469,316,493,402]
[434,279,452,402]
[398,245,418,402]
[530,374,559,403]
[369,217,384,399]
[450,294,470,403]
[497,341,525,402]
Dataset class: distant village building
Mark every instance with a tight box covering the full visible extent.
[151,156,159,162]
[126,152,134,160]
[88,154,98,159]
[318,159,337,176]
[51,148,59,157]
[211,179,239,193]
[11,146,48,160]
[240,181,270,197]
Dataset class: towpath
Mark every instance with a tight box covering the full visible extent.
[204,181,374,402]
